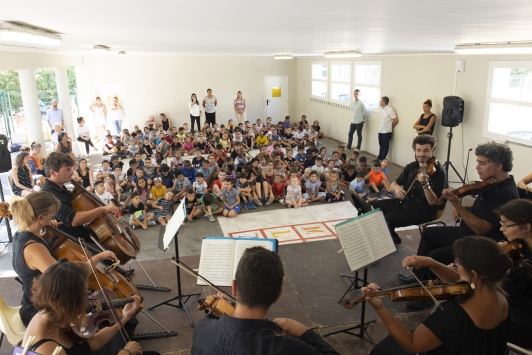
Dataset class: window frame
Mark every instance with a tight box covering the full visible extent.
[353,61,382,112]
[483,61,532,146]
[311,61,329,100]
[329,61,352,104]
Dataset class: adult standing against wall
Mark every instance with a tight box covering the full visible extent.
[374,96,398,162]
[233,91,246,124]
[189,93,203,131]
[46,99,63,135]
[203,88,217,126]
[109,96,125,135]
[347,89,368,151]
[89,96,107,140]
[413,99,436,135]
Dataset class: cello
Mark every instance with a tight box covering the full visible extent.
[70,179,140,264]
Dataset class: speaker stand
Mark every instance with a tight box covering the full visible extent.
[442,127,465,188]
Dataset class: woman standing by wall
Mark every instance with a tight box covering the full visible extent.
[202,89,217,126]
[189,93,203,131]
[233,91,246,124]
[89,96,107,140]
[110,96,125,135]
[413,99,437,135]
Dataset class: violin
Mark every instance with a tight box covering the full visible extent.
[0,202,11,219]
[45,226,145,308]
[405,142,439,195]
[67,288,133,342]
[434,176,497,205]
[503,240,526,260]
[70,179,141,264]
[198,295,235,317]
[343,281,472,309]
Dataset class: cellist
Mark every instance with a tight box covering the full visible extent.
[11,191,116,326]
[363,236,511,355]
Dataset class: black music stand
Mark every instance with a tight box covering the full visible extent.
[323,267,376,345]
[148,200,200,327]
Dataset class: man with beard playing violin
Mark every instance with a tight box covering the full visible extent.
[357,134,445,245]
[41,152,134,277]
[397,142,519,305]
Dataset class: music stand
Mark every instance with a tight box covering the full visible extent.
[148,199,200,327]
[324,267,376,345]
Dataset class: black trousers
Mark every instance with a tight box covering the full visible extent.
[371,334,414,355]
[205,112,216,126]
[414,226,462,280]
[347,122,364,149]
[369,199,436,241]
[190,114,200,131]
[77,136,94,154]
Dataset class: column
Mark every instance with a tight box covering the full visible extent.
[54,67,81,156]
[18,69,46,150]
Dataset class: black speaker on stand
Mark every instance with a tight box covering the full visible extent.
[441,96,465,188]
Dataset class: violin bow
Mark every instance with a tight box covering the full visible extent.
[170,258,235,302]
[405,267,443,310]
[78,238,131,344]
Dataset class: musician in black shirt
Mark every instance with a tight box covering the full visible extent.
[368,135,445,244]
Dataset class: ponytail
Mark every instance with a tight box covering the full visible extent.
[11,192,61,231]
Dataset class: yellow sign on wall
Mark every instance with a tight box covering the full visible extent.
[272,87,281,97]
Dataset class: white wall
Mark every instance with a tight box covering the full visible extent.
[82,55,297,130]
[296,54,532,186]
[0,51,83,70]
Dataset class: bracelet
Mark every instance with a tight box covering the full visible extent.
[120,348,132,355]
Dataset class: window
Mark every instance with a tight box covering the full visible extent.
[484,61,532,144]
[311,62,328,98]
[353,61,382,111]
[330,62,351,103]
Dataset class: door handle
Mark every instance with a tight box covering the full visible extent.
[267,99,271,105]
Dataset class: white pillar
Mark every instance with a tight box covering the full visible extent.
[55,67,81,156]
[18,68,46,150]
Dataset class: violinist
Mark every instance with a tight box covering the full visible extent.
[191,247,340,355]
[23,260,150,355]
[365,134,445,244]
[365,236,511,355]
[11,192,116,326]
[398,142,519,289]
[498,199,532,348]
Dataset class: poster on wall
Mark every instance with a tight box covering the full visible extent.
[96,83,128,135]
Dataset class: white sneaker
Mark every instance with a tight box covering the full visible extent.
[147,221,156,226]
[279,199,285,205]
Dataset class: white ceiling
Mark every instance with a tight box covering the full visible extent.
[1,0,532,56]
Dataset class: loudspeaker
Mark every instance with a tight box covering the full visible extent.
[441,96,465,127]
[0,134,11,173]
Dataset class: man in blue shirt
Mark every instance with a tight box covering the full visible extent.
[191,247,339,355]
[47,99,64,134]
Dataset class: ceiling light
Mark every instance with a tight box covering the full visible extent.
[274,54,293,60]
[324,51,362,58]
[118,51,126,56]
[0,22,61,46]
[93,45,111,53]
[454,42,532,55]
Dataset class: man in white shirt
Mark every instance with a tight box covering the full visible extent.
[47,99,64,134]
[347,89,368,151]
[375,96,398,162]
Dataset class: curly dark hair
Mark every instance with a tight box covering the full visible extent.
[412,134,437,150]
[475,141,513,172]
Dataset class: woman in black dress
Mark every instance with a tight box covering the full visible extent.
[11,151,37,197]
[73,158,95,192]
[159,113,171,132]
[413,99,437,135]
[56,131,76,161]
[366,236,511,355]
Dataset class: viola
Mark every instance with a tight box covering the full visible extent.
[343,281,472,309]
[423,156,439,177]
[70,179,140,264]
[45,226,145,309]
[434,176,497,205]
[198,295,235,317]
[503,240,526,260]
[67,288,133,342]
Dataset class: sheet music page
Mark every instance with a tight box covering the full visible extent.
[335,218,373,272]
[233,240,274,279]
[357,210,396,261]
[197,239,235,286]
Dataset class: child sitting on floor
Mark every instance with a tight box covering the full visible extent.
[285,175,307,209]
[326,171,344,203]
[236,172,254,209]
[303,171,326,203]
[193,172,208,199]
[272,174,287,205]
[128,192,156,230]
[153,190,175,225]
[151,177,167,201]
[201,192,223,222]
[184,187,201,221]
[222,179,241,218]
[94,180,114,205]
[368,162,393,199]
[349,171,373,201]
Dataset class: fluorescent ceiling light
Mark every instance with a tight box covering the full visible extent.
[93,45,111,53]
[118,51,126,56]
[274,54,293,60]
[0,22,61,46]
[454,42,532,55]
[324,51,362,58]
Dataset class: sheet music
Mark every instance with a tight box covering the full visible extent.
[358,211,396,260]
[335,218,373,271]
[233,240,274,278]
[197,239,235,286]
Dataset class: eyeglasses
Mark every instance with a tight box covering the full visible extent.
[500,221,519,230]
